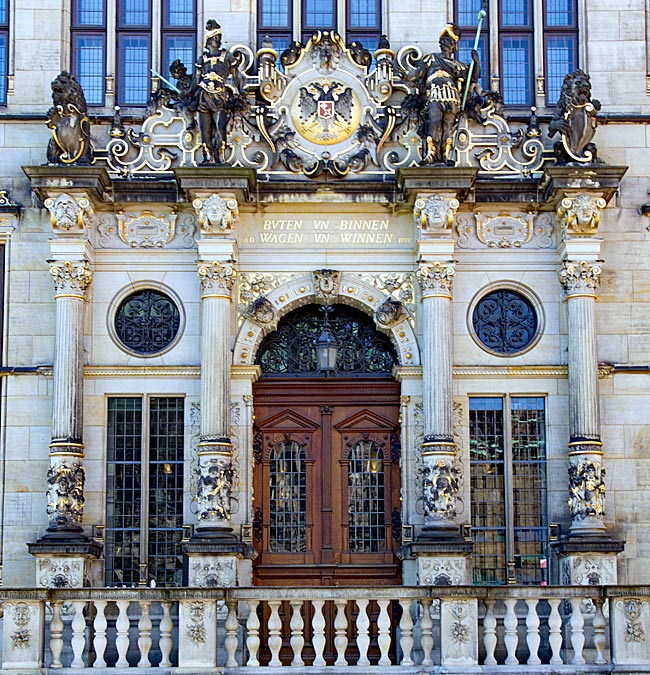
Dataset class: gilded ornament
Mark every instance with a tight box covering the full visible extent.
[422,456,460,521]
[49,260,93,296]
[559,260,602,296]
[44,193,94,233]
[568,458,606,521]
[116,210,176,248]
[197,261,236,295]
[195,455,234,521]
[474,211,535,248]
[46,462,86,526]
[557,194,606,235]
[313,268,340,303]
[417,261,455,297]
[414,194,460,232]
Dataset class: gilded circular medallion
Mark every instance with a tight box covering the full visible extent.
[290,80,362,146]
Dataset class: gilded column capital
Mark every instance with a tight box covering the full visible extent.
[414,194,460,234]
[49,260,93,297]
[44,193,95,234]
[559,259,602,298]
[417,261,456,298]
[557,194,606,236]
[197,260,237,298]
[192,194,239,234]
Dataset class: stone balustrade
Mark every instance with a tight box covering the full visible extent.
[1,585,649,672]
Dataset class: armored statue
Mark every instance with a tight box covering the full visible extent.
[193,19,246,164]
[549,69,600,164]
[401,24,480,164]
[46,71,93,165]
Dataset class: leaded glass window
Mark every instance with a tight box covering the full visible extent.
[470,396,548,585]
[348,439,385,552]
[471,289,539,355]
[269,440,307,552]
[114,288,181,356]
[258,304,396,376]
[106,397,184,587]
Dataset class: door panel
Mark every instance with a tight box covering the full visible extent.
[253,378,401,587]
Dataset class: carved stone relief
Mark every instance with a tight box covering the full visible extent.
[456,211,553,249]
[46,461,85,526]
[45,193,94,234]
[197,261,236,296]
[417,262,455,297]
[312,269,340,303]
[414,194,459,233]
[418,556,466,586]
[189,557,237,587]
[562,555,617,586]
[560,260,602,296]
[193,194,239,233]
[557,194,606,236]
[37,558,82,588]
[568,457,606,521]
[195,455,235,522]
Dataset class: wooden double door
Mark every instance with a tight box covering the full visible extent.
[252,378,402,587]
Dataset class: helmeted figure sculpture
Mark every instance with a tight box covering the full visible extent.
[549,69,600,164]
[46,71,93,165]
[401,24,480,164]
[193,19,246,164]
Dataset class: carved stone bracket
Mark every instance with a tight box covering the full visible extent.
[417,261,456,298]
[559,260,602,297]
[375,297,406,328]
[192,194,239,234]
[49,260,93,297]
[197,261,236,297]
[44,193,95,234]
[414,194,459,234]
[557,194,606,236]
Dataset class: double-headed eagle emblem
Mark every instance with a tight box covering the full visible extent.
[297,81,355,143]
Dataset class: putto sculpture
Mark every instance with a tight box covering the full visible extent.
[549,69,600,164]
[46,71,93,165]
[401,24,481,164]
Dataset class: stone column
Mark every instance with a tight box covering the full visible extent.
[185,193,244,585]
[29,194,101,585]
[555,194,623,582]
[411,194,471,584]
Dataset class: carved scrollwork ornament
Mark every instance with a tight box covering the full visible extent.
[192,194,239,233]
[557,194,606,235]
[312,268,340,303]
[568,457,606,521]
[46,462,85,526]
[417,261,456,298]
[422,456,460,521]
[559,260,602,297]
[49,260,93,296]
[44,193,94,233]
[195,455,234,522]
[197,261,236,296]
[414,194,460,233]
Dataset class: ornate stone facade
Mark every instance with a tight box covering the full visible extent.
[197,261,236,296]
[416,262,456,298]
[44,193,94,233]
[414,194,459,233]
[193,194,239,233]
[557,194,606,235]
[559,260,602,296]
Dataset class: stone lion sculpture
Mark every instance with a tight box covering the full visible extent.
[46,71,94,165]
[548,69,600,164]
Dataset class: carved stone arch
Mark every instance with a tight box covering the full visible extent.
[233,271,420,366]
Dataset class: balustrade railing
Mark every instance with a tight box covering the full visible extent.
[1,585,649,671]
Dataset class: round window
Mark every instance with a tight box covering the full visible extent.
[471,289,540,356]
[114,289,181,355]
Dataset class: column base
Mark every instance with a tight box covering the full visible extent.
[184,538,254,587]
[27,538,102,588]
[553,533,625,585]
[406,525,473,585]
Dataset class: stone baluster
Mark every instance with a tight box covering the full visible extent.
[115,599,130,668]
[525,597,541,665]
[334,599,349,666]
[548,597,564,665]
[311,599,327,667]
[592,597,608,665]
[92,600,108,668]
[355,598,371,666]
[70,600,87,667]
[419,597,434,666]
[503,598,519,665]
[399,599,415,665]
[245,599,261,667]
[137,600,153,667]
[483,599,497,665]
[159,601,173,668]
[50,600,65,669]
[267,600,283,667]
[377,599,392,666]
[289,600,305,667]
[225,598,239,667]
[570,596,586,665]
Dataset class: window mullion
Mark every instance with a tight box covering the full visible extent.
[503,394,515,577]
[489,0,500,90]
[140,395,151,581]
[533,0,544,106]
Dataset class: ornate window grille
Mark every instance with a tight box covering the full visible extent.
[257,304,397,376]
[269,439,307,552]
[114,288,181,355]
[470,396,548,585]
[348,439,385,552]
[471,288,538,355]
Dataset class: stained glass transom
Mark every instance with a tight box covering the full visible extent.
[257,304,397,376]
[114,289,180,355]
[269,440,307,552]
[348,440,385,552]
[472,289,538,355]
